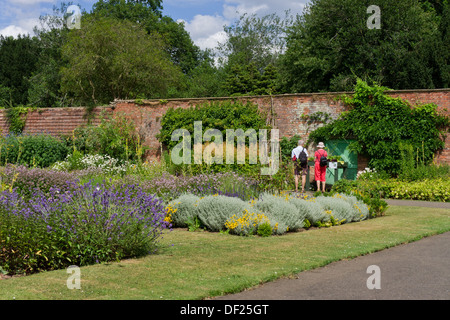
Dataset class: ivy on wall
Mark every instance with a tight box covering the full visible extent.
[5,106,36,134]
[307,80,450,176]
[157,100,270,150]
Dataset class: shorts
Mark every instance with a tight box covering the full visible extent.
[315,165,326,182]
[295,164,308,176]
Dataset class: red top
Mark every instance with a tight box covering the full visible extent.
[315,149,327,164]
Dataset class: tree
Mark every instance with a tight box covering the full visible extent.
[60,16,183,106]
[281,0,448,93]
[217,12,292,96]
[27,3,72,108]
[0,35,41,106]
[222,63,280,96]
[217,12,292,73]
[91,0,203,75]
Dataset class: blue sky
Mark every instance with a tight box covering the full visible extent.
[0,0,309,49]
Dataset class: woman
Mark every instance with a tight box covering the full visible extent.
[314,142,327,192]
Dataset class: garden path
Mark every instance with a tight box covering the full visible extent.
[215,199,450,300]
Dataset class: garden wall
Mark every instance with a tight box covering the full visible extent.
[0,89,448,169]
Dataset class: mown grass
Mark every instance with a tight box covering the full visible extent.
[1,205,449,300]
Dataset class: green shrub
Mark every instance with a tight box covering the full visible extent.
[196,195,248,232]
[0,182,170,275]
[255,193,304,232]
[257,222,273,237]
[225,207,273,236]
[168,194,201,228]
[308,80,449,176]
[0,133,69,168]
[69,112,146,162]
[287,197,326,226]
[157,100,270,150]
[389,178,450,202]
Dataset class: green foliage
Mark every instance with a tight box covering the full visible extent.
[217,12,292,96]
[217,12,291,74]
[280,0,449,93]
[0,134,69,168]
[0,35,41,106]
[91,0,205,76]
[5,106,32,134]
[399,163,450,182]
[222,63,281,96]
[333,166,450,204]
[257,222,273,237]
[168,194,201,228]
[157,100,270,150]
[28,4,71,108]
[196,195,248,232]
[280,135,301,162]
[255,193,305,231]
[308,80,449,176]
[60,16,183,106]
[186,216,203,232]
[69,112,146,162]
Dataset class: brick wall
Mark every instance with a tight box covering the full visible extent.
[0,89,448,167]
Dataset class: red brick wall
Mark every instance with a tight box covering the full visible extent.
[0,89,448,165]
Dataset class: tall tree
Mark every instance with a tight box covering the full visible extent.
[217,12,292,96]
[60,16,183,106]
[280,0,448,93]
[91,0,202,75]
[0,35,41,106]
[28,3,72,108]
[217,12,292,73]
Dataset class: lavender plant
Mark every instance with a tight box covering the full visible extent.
[1,164,79,198]
[140,171,260,201]
[0,181,170,275]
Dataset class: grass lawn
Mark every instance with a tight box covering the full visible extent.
[0,205,449,300]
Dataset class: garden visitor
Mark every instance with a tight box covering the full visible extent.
[291,140,309,193]
[315,142,328,192]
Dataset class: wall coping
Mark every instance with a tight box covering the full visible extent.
[110,88,450,105]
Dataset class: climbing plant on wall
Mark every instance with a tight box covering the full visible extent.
[307,80,449,176]
[157,100,270,150]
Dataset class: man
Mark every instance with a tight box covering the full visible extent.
[291,140,309,193]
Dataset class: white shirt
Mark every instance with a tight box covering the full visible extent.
[292,146,308,160]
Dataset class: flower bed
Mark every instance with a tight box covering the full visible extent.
[333,177,450,202]
[136,171,260,201]
[168,192,371,236]
[0,181,170,275]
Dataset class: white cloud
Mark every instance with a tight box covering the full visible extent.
[182,0,308,50]
[223,0,306,18]
[0,25,30,38]
[182,14,230,51]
